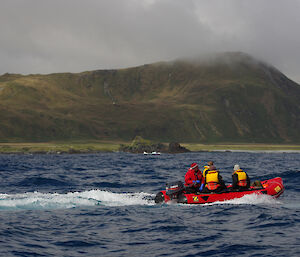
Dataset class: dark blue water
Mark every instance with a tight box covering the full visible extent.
[0,152,300,256]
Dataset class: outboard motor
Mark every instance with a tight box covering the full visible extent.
[154,181,184,204]
[154,192,165,204]
[165,181,184,199]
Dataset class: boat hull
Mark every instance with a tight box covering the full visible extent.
[155,177,284,204]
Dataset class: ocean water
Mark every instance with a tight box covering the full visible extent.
[0,152,299,256]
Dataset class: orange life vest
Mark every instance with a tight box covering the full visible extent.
[233,169,247,187]
[205,170,220,191]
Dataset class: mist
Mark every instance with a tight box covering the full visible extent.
[0,0,299,83]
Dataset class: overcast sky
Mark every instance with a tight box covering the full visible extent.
[1,0,300,82]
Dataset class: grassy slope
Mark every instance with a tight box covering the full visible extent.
[1,142,300,153]
[0,142,121,153]
[0,52,300,143]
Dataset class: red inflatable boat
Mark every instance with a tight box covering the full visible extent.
[154,177,284,204]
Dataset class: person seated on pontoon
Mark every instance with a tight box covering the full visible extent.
[232,164,250,190]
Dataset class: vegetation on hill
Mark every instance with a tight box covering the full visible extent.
[0,52,300,143]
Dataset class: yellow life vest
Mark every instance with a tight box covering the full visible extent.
[205,170,220,190]
[233,169,247,187]
[203,166,209,178]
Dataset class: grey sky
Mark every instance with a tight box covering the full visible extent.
[0,0,299,83]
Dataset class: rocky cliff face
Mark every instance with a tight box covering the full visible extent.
[0,52,300,143]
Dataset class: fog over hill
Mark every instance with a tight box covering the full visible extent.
[1,0,300,84]
[0,52,299,143]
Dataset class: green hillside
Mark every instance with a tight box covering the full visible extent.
[0,52,300,143]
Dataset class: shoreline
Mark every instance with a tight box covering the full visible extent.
[0,142,121,154]
[181,143,300,152]
[1,142,300,154]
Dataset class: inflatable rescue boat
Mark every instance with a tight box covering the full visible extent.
[154,177,284,204]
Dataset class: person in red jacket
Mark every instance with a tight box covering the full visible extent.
[184,163,204,193]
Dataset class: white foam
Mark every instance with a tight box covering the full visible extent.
[0,190,156,210]
[205,193,281,206]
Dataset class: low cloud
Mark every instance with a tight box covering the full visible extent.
[0,0,299,82]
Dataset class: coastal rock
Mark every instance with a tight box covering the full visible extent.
[168,142,190,153]
[119,136,190,154]
[119,136,167,153]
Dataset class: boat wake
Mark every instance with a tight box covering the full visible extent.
[0,190,156,210]
[0,190,281,211]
